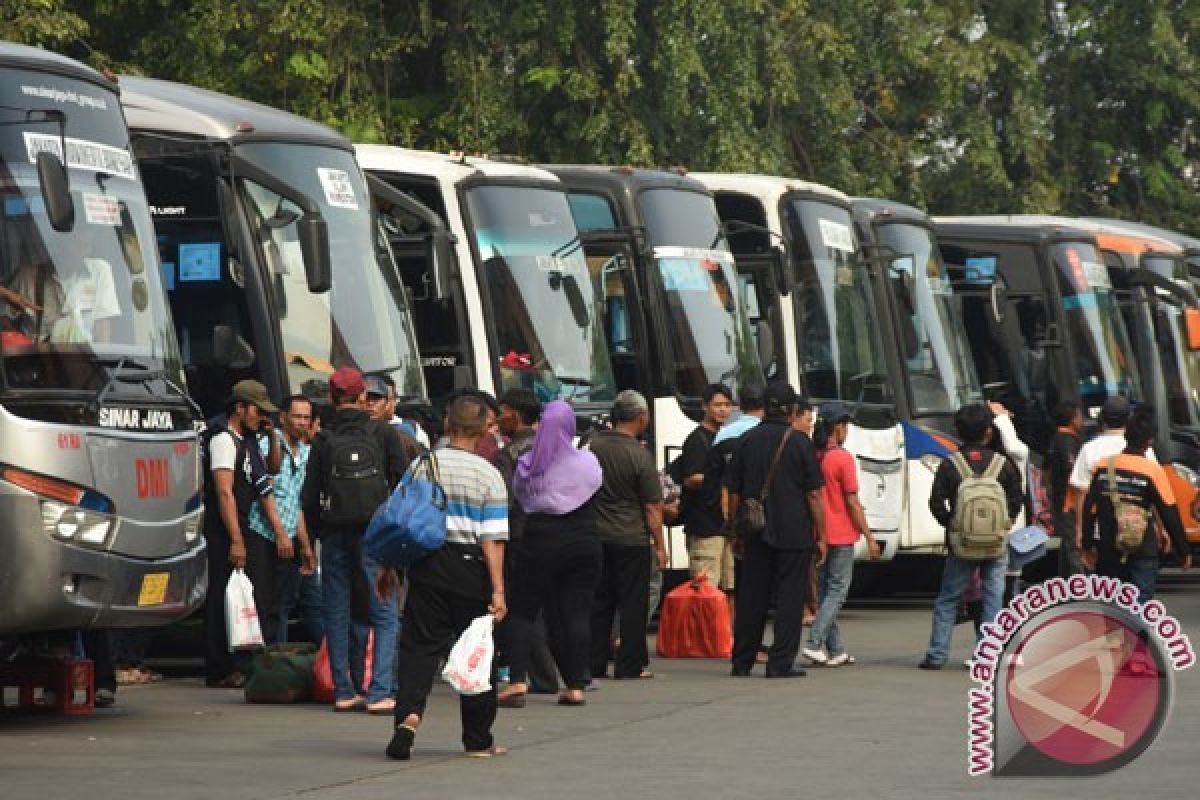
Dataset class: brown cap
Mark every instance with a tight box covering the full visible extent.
[329,366,366,399]
[232,379,278,413]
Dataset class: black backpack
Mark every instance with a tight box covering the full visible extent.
[320,417,390,527]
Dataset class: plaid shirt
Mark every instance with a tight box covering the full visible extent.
[248,431,309,541]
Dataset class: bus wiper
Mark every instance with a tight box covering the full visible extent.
[88,357,203,421]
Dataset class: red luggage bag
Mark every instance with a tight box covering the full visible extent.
[655,574,732,658]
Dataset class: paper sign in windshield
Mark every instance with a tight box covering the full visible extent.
[1082,260,1111,290]
[818,218,855,252]
[317,167,358,210]
[24,132,136,181]
[82,192,120,226]
[659,258,712,292]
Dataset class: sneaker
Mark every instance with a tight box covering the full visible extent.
[826,653,855,667]
[918,658,944,671]
[801,647,828,666]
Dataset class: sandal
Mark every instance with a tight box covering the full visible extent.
[497,691,526,709]
[557,692,586,706]
[116,668,153,686]
[334,696,367,712]
[465,745,508,759]
[367,698,396,715]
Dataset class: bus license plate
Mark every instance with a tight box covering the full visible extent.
[137,573,170,606]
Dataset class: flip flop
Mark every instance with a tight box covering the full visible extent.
[465,745,508,759]
[334,696,367,712]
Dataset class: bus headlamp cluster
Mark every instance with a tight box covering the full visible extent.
[1172,463,1200,489]
[40,500,114,548]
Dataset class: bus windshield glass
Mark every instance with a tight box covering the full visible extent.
[1052,242,1140,407]
[1143,253,1200,427]
[785,198,889,403]
[0,69,182,394]
[640,188,761,398]
[466,184,615,403]
[877,222,982,413]
[237,142,423,398]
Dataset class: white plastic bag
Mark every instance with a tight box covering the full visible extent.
[225,569,264,652]
[441,615,495,695]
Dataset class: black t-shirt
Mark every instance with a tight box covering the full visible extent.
[676,425,724,536]
[1045,427,1080,519]
[724,419,825,550]
[588,430,664,546]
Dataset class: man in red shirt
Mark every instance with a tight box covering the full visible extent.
[802,403,880,667]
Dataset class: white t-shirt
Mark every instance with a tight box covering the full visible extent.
[1068,430,1158,491]
[208,429,242,472]
[9,257,120,343]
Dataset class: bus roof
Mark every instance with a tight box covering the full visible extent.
[1081,218,1200,254]
[853,197,932,226]
[0,41,114,92]
[933,214,1097,244]
[355,145,563,186]
[1065,218,1182,256]
[118,76,351,151]
[546,165,710,194]
[692,173,851,206]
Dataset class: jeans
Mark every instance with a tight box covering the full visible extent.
[276,557,325,644]
[925,552,1007,665]
[806,544,855,656]
[321,531,397,703]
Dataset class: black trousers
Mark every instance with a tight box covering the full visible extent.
[394,582,497,753]
[1054,510,1084,577]
[732,533,813,674]
[496,546,559,693]
[510,528,603,690]
[82,630,115,693]
[590,542,652,679]
[203,527,278,683]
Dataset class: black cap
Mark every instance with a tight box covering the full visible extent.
[763,381,798,415]
[738,384,766,411]
[819,401,852,425]
[1101,395,1131,426]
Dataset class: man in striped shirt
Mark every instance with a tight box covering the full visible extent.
[388,394,509,761]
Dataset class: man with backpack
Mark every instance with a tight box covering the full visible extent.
[920,403,1023,670]
[674,384,733,592]
[1081,405,1191,603]
[302,367,410,713]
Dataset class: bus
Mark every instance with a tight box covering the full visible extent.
[0,44,204,639]
[934,217,1143,527]
[548,167,763,568]
[355,147,615,414]
[119,78,424,418]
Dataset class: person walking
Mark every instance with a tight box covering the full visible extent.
[919,403,1023,670]
[249,395,319,643]
[802,403,880,667]
[675,384,734,594]
[588,390,667,681]
[502,400,604,706]
[203,380,278,687]
[386,394,509,760]
[1044,400,1083,576]
[302,367,409,713]
[725,382,826,678]
[1081,405,1192,602]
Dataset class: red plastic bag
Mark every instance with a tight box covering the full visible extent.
[655,574,732,658]
[312,631,375,704]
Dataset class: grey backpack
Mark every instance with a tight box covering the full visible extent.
[948,453,1010,560]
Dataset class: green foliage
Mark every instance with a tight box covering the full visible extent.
[21,0,1200,235]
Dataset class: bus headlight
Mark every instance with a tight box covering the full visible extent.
[919,453,944,475]
[1172,463,1200,489]
[40,500,114,547]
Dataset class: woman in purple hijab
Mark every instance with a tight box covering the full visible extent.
[502,401,604,706]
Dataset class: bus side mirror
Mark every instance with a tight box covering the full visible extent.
[772,245,790,297]
[298,215,331,293]
[426,229,456,300]
[1186,307,1200,352]
[561,274,590,328]
[36,151,74,233]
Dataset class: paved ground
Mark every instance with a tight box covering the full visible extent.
[3,580,1198,800]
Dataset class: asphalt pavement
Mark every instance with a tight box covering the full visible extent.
[3,583,1198,800]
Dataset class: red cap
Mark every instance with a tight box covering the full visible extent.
[329,366,365,399]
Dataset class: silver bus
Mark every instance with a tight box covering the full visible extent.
[0,43,205,637]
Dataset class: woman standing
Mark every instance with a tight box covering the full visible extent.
[500,401,604,706]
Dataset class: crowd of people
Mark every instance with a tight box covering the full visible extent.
[87,371,1193,758]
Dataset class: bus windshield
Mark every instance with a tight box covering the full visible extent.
[236,142,423,398]
[465,184,615,403]
[1052,242,1140,407]
[1143,253,1200,427]
[785,198,889,403]
[877,222,982,413]
[640,188,761,399]
[0,69,182,395]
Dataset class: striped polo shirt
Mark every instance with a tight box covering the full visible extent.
[433,446,509,544]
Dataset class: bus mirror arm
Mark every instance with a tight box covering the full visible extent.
[36,150,74,233]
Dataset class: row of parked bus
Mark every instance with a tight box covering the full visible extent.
[3,42,1200,648]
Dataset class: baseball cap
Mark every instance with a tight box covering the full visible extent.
[1101,395,1131,426]
[232,379,278,413]
[763,381,798,414]
[365,375,389,399]
[329,366,366,399]
[819,401,852,425]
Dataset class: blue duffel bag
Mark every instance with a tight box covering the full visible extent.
[364,453,447,568]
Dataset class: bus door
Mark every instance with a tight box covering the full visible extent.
[582,236,650,398]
